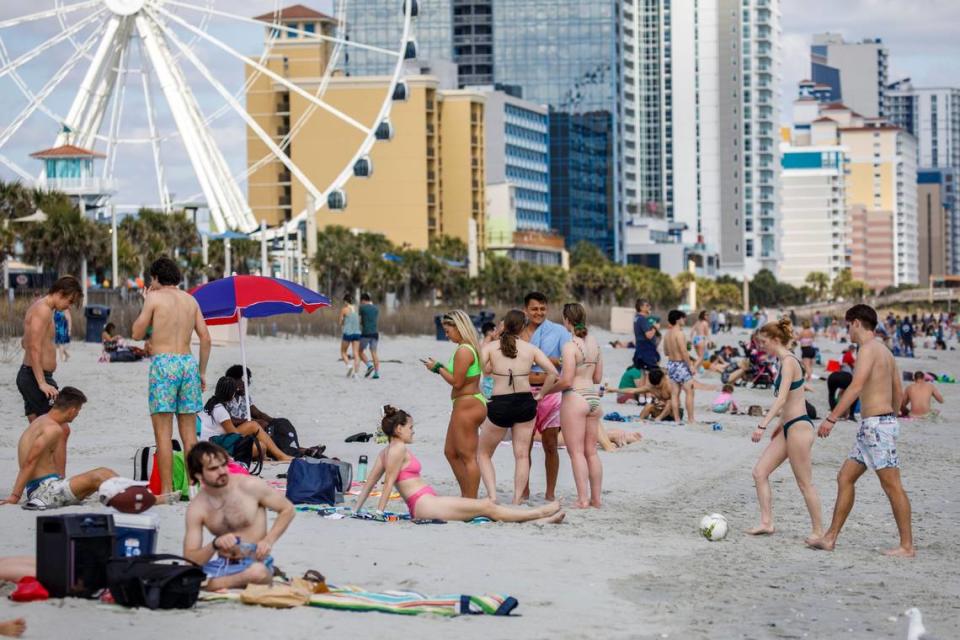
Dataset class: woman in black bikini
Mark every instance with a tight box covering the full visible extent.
[477,310,561,504]
[748,319,823,543]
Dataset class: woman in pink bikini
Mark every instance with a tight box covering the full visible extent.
[353,406,565,523]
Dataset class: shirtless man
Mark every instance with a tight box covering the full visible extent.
[900,371,943,418]
[16,277,83,423]
[809,304,914,557]
[613,368,675,420]
[132,256,211,497]
[1,388,115,509]
[183,442,295,591]
[664,310,696,423]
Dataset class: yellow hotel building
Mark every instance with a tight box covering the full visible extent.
[244,6,486,251]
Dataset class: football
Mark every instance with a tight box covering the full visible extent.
[108,485,157,514]
[699,513,728,541]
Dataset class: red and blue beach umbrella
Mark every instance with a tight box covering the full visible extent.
[190,275,331,418]
[191,275,331,325]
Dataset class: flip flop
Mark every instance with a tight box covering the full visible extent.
[301,446,326,459]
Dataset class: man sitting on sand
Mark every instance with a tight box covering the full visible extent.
[183,442,295,591]
[1,388,116,509]
[613,368,675,421]
[900,371,944,418]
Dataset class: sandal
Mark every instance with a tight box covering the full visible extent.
[302,569,329,593]
[300,445,326,459]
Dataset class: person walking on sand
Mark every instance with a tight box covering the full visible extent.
[17,277,83,424]
[132,257,211,499]
[477,309,562,504]
[354,406,564,523]
[358,292,381,379]
[558,303,604,508]
[798,319,817,383]
[746,319,823,541]
[423,310,487,498]
[339,295,362,379]
[519,291,571,502]
[692,311,710,369]
[53,308,71,363]
[808,304,914,557]
[664,310,697,423]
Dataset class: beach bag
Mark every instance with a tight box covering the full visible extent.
[265,418,301,457]
[135,440,181,482]
[109,349,140,363]
[315,458,353,504]
[285,458,342,505]
[147,450,190,500]
[106,554,205,610]
[210,434,263,477]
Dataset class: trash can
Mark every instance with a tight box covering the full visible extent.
[84,305,111,343]
[434,314,448,341]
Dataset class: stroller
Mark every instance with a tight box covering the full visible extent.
[738,340,776,389]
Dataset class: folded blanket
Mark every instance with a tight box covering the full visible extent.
[202,585,518,617]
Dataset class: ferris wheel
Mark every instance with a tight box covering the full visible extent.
[0,0,417,233]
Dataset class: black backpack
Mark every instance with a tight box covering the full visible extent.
[106,554,205,610]
[134,440,181,482]
[266,418,301,457]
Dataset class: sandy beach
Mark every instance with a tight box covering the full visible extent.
[0,327,957,639]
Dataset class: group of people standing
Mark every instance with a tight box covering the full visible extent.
[420,292,605,509]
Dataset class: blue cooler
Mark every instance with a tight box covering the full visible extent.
[113,513,159,558]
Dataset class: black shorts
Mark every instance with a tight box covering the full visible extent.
[16,365,57,417]
[487,392,538,429]
[800,346,816,359]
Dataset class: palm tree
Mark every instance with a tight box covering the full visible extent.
[805,271,830,301]
[20,201,106,276]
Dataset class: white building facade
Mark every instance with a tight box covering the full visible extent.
[777,144,848,286]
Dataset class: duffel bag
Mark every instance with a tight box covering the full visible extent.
[106,554,205,610]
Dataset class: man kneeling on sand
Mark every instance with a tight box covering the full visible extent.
[900,371,944,418]
[183,442,295,590]
[2,387,116,509]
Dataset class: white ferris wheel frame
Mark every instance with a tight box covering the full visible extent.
[0,0,415,235]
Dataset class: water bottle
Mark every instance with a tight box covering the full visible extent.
[712,422,723,432]
[357,455,368,483]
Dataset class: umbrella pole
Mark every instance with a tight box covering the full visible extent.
[240,319,251,421]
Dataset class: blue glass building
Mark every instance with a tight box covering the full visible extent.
[342,0,621,256]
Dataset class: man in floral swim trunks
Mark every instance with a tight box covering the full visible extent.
[810,304,914,558]
[133,257,212,498]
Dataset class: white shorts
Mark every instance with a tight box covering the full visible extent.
[848,414,900,471]
[25,475,80,510]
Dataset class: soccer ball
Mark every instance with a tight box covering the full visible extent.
[699,513,728,541]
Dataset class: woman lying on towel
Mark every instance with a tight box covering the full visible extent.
[353,406,564,524]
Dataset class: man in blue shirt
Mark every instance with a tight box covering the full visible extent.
[520,291,570,502]
[633,298,660,371]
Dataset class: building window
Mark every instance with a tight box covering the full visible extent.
[745,239,754,257]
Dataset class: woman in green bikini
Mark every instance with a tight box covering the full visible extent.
[748,319,823,543]
[423,310,487,498]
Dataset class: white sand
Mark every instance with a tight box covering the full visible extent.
[1,329,958,639]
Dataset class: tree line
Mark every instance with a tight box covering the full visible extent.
[2,179,892,308]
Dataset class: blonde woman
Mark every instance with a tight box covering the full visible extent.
[423,310,487,498]
[558,303,604,508]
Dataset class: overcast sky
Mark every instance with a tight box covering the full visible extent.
[0,0,957,212]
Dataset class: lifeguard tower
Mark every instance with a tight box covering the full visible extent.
[30,136,116,217]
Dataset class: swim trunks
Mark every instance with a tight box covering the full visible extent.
[202,550,274,579]
[849,413,900,470]
[533,387,562,433]
[148,353,202,415]
[360,334,379,350]
[667,360,693,385]
[16,365,58,417]
[24,474,79,509]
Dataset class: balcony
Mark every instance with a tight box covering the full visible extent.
[40,176,117,195]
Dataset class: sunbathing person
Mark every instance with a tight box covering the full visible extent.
[183,442,295,591]
[198,377,293,462]
[900,371,944,418]
[354,406,564,523]
[2,388,116,509]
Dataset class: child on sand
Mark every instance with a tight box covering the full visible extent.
[712,384,739,414]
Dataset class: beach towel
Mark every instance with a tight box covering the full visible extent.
[202,585,518,617]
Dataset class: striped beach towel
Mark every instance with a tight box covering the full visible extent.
[202,585,518,617]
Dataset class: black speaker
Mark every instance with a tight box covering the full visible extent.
[37,513,115,598]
